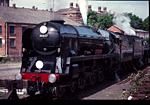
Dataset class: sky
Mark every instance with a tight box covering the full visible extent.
[9,0,149,20]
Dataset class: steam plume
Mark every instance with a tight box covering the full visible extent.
[113,13,136,35]
[78,0,88,25]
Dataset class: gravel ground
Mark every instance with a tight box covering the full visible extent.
[0,62,21,80]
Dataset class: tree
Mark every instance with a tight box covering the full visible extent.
[127,13,143,29]
[142,16,149,31]
[97,14,113,29]
[87,11,97,27]
[87,11,147,30]
[87,11,113,29]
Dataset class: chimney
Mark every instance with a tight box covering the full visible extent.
[88,5,92,11]
[98,6,101,12]
[109,10,112,14]
[50,8,53,12]
[103,7,107,13]
[76,3,79,10]
[76,3,79,8]
[70,2,73,9]
[32,6,36,10]
[12,4,16,8]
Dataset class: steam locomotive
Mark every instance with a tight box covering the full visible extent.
[17,20,149,97]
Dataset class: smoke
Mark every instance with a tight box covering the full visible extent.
[113,13,136,35]
[78,0,88,25]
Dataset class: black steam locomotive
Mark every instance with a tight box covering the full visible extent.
[18,20,149,97]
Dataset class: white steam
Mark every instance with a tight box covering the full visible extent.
[78,0,88,25]
[113,13,136,35]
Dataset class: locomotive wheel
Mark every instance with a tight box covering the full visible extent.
[143,57,148,67]
[89,73,97,86]
[52,87,65,98]
[70,80,77,93]
[27,86,36,96]
[78,77,86,90]
[97,71,104,82]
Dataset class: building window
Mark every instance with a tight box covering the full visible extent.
[0,26,2,34]
[0,38,2,48]
[10,38,16,48]
[9,26,15,35]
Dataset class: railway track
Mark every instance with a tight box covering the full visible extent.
[0,65,150,100]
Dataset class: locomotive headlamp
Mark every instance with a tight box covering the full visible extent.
[15,73,22,80]
[40,25,48,34]
[35,60,44,69]
[48,74,57,83]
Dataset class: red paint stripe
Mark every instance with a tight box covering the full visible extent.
[21,73,60,83]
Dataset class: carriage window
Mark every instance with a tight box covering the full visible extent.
[0,26,2,34]
[0,38,2,48]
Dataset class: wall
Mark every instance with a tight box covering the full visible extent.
[0,21,35,58]
[0,18,6,57]
[7,23,35,57]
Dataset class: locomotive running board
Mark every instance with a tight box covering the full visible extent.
[70,54,115,62]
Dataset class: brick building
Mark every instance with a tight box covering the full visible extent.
[0,0,9,7]
[0,5,81,58]
[56,2,110,25]
[107,25,149,39]
[56,2,83,24]
[88,5,109,15]
[134,29,149,39]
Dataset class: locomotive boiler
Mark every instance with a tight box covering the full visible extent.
[17,20,149,97]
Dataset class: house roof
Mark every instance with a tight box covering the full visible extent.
[107,25,124,34]
[108,25,149,34]
[56,7,83,24]
[0,6,81,26]
[134,29,149,33]
[56,7,81,15]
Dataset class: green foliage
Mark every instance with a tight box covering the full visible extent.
[97,14,113,29]
[87,11,149,31]
[127,13,143,29]
[87,11,113,29]
[87,11,97,27]
[142,16,149,31]
[129,71,145,94]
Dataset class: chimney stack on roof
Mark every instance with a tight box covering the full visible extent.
[88,5,92,11]
[32,6,36,10]
[50,8,53,12]
[76,3,79,10]
[103,7,107,13]
[98,6,102,13]
[70,2,73,9]
[12,4,16,8]
[76,3,79,8]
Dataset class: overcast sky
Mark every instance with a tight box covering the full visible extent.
[10,0,149,20]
